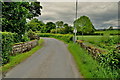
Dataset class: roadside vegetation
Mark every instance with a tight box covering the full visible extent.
[68,43,116,78]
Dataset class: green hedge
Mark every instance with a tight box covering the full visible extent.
[2,32,15,64]
[37,33,73,43]
[1,32,20,65]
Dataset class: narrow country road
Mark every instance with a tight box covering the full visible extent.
[5,38,81,78]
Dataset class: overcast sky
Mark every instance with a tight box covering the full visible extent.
[36,2,119,29]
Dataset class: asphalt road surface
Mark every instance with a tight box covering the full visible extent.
[5,38,81,78]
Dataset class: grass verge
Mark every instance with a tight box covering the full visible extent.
[1,39,44,74]
[68,42,112,78]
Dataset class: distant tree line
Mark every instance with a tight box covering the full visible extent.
[26,16,96,34]
[26,19,73,34]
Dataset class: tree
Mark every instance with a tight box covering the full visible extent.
[51,28,65,34]
[45,22,56,33]
[51,23,73,34]
[74,16,95,34]
[2,2,42,36]
[27,18,45,32]
[55,21,64,28]
[27,18,40,32]
[63,23,72,34]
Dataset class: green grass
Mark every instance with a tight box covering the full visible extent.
[1,39,44,73]
[77,35,119,50]
[77,36,104,46]
[77,36,103,42]
[68,42,115,78]
[95,30,120,35]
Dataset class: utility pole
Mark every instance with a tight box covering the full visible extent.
[76,0,78,20]
[74,0,78,43]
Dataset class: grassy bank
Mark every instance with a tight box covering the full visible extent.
[68,42,116,78]
[1,39,44,73]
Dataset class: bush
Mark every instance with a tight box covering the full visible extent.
[53,34,73,42]
[1,32,15,64]
[50,29,56,33]
[21,33,30,42]
[1,31,40,65]
[37,33,53,37]
[37,33,73,43]
[13,33,21,43]
[27,30,39,40]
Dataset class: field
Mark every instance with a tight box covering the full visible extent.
[95,30,120,35]
[77,35,119,50]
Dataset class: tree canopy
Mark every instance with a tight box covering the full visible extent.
[51,23,73,34]
[55,21,64,28]
[74,16,95,34]
[27,18,45,32]
[2,2,42,36]
[45,22,56,33]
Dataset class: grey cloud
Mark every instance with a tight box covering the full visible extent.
[38,2,118,29]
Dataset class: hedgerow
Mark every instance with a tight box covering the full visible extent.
[37,33,73,43]
[1,32,16,64]
[1,31,40,65]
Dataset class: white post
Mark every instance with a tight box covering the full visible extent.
[56,26,57,34]
[75,29,76,42]
[73,28,77,43]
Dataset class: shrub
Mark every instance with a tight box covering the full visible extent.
[37,33,53,37]
[1,32,15,64]
[13,33,21,43]
[1,31,40,65]
[21,33,30,42]
[27,30,39,40]
[50,29,56,33]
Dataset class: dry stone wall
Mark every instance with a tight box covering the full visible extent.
[76,40,107,59]
[12,40,38,55]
